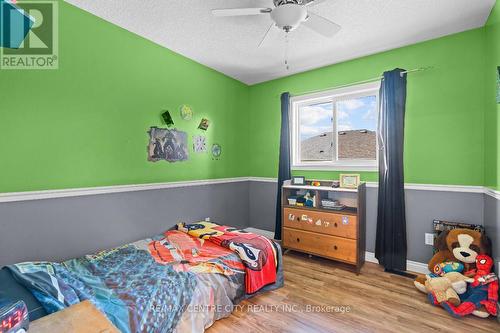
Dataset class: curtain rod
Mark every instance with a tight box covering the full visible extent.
[290,66,433,97]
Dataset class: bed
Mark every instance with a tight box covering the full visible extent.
[1,222,284,332]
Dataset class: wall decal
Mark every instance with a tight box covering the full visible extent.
[161,110,174,127]
[180,104,193,121]
[198,118,210,130]
[211,143,222,160]
[193,135,207,153]
[147,127,189,162]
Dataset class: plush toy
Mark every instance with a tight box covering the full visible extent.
[425,272,473,305]
[430,261,464,277]
[303,192,315,207]
[424,261,468,305]
[414,229,491,293]
[436,255,498,318]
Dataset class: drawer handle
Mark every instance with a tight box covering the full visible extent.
[296,238,300,242]
[334,222,338,228]
[333,245,338,250]
[297,217,300,221]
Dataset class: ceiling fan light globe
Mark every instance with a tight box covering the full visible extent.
[270,4,307,31]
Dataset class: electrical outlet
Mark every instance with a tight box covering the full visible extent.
[425,233,434,246]
[204,217,210,222]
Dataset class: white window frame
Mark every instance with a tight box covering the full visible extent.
[290,81,381,171]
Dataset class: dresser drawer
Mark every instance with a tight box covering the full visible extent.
[283,228,357,264]
[283,207,357,239]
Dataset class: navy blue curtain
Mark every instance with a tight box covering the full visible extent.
[274,92,291,240]
[375,69,408,272]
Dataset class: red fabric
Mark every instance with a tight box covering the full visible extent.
[440,255,499,318]
[451,302,477,316]
[177,223,278,294]
[483,280,498,316]
[208,225,278,294]
[472,254,498,316]
[463,269,476,277]
[152,225,279,294]
[487,280,498,301]
[472,255,495,287]
[148,230,246,273]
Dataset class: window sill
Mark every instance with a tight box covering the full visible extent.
[292,164,378,172]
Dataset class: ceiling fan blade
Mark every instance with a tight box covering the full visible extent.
[212,8,272,17]
[303,12,341,38]
[258,24,281,48]
[304,0,329,7]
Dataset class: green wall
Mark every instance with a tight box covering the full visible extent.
[1,1,497,193]
[0,2,249,193]
[485,1,500,190]
[248,29,487,186]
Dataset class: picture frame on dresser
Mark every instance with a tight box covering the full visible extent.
[339,174,360,189]
[281,179,366,274]
[291,176,306,185]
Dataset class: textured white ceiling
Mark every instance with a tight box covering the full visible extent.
[65,0,495,85]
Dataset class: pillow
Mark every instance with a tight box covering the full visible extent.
[0,267,47,321]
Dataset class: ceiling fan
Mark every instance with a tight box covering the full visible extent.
[212,0,341,47]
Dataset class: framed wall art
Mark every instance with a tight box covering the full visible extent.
[339,174,360,189]
[291,176,306,185]
[147,127,189,163]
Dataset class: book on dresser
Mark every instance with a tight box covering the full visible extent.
[281,179,366,274]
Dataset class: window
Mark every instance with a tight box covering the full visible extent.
[291,81,380,170]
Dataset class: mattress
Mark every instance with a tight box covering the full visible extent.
[3,224,284,332]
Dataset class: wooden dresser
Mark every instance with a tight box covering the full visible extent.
[281,180,366,274]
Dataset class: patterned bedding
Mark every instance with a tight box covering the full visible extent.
[177,222,279,294]
[7,223,283,333]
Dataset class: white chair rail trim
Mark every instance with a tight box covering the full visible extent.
[0,177,497,203]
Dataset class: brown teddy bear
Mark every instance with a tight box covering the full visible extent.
[424,272,473,305]
[414,228,491,293]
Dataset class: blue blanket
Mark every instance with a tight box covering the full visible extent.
[8,228,283,332]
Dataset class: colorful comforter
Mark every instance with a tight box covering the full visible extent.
[177,222,278,294]
[7,224,283,333]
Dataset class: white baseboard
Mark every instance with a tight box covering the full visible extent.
[365,251,429,274]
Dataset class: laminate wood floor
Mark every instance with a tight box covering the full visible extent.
[207,252,499,333]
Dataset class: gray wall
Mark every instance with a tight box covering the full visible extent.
[380,189,483,263]
[484,194,500,274]
[249,181,278,232]
[248,181,485,263]
[0,182,249,267]
[0,179,495,267]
